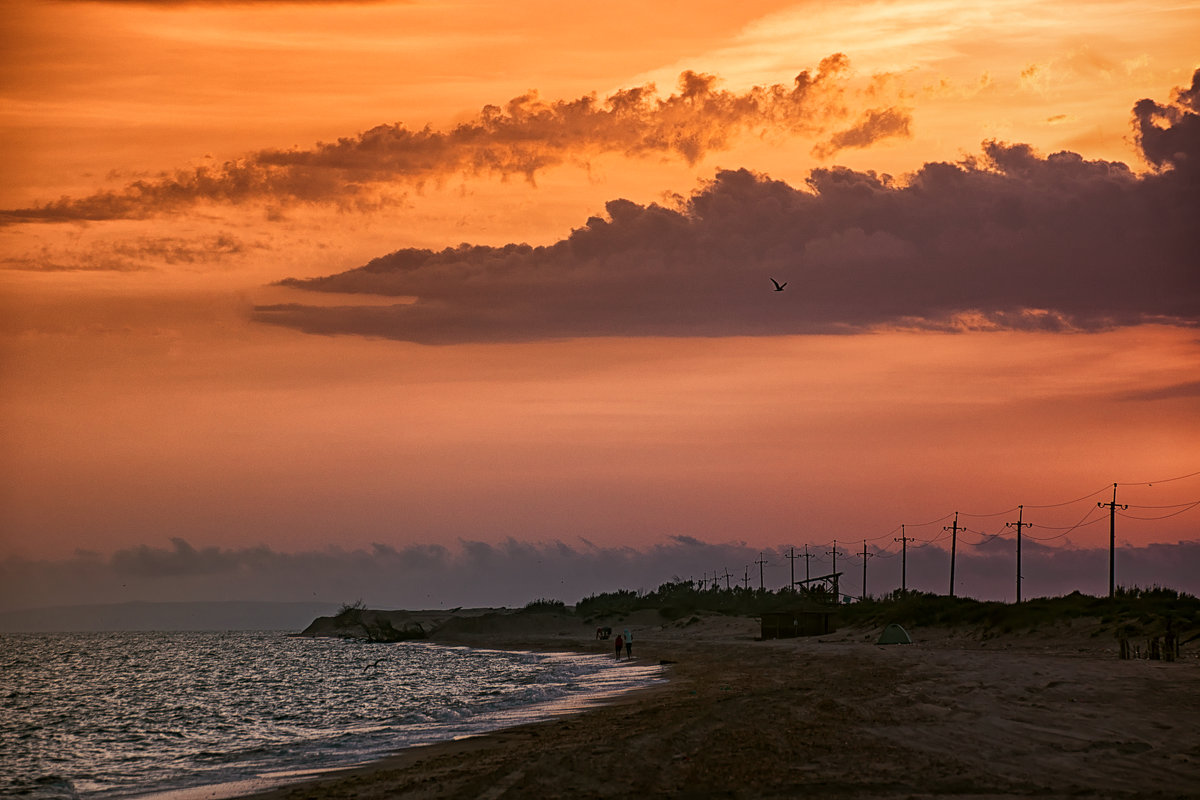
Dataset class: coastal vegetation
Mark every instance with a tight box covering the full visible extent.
[571,582,1200,644]
[521,598,567,613]
[310,584,1198,648]
[316,600,428,642]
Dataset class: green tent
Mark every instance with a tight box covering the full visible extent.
[877,623,913,645]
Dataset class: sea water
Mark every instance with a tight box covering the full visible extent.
[0,631,664,799]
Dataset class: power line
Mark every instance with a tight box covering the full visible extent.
[1118,501,1200,521]
[911,529,950,547]
[733,470,1197,603]
[1025,485,1112,509]
[1025,506,1105,541]
[1118,469,1200,487]
[960,506,1020,518]
[960,525,1006,546]
[1125,499,1200,509]
[903,512,955,528]
[1024,515,1104,540]
[865,530,901,542]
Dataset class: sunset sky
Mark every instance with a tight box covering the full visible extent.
[1,0,1198,611]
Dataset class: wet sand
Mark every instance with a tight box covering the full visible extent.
[235,613,1200,799]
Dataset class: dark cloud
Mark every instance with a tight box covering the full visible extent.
[111,537,274,577]
[1115,379,1200,402]
[812,107,912,158]
[3,537,1197,612]
[1,233,252,272]
[1133,68,1200,173]
[2,57,903,225]
[255,73,1200,342]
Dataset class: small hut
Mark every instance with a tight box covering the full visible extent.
[760,609,837,639]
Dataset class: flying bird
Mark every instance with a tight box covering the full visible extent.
[770,278,787,291]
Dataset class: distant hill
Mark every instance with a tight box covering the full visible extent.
[0,601,340,633]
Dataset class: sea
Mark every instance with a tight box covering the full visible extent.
[0,631,665,799]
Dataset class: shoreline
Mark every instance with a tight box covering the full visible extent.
[224,613,1200,799]
[132,631,666,800]
[171,667,673,800]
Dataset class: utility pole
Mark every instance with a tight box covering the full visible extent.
[786,547,799,593]
[742,566,750,590]
[721,567,733,590]
[827,540,844,603]
[1006,505,1032,603]
[803,545,813,582]
[894,526,913,593]
[1099,484,1127,598]
[860,540,875,600]
[944,512,961,598]
[754,552,768,590]
[827,540,842,575]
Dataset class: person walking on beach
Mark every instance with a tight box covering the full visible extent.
[623,629,633,659]
[614,633,624,660]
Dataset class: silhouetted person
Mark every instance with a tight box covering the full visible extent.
[623,628,633,659]
[614,633,624,659]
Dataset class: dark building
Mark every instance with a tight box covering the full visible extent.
[760,610,837,639]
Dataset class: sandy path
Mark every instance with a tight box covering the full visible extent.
[239,615,1200,799]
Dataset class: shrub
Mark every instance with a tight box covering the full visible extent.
[521,598,567,613]
[335,599,366,624]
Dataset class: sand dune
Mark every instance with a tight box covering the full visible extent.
[241,611,1200,799]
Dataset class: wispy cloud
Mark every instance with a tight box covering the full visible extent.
[2,234,253,272]
[812,107,912,158]
[1114,380,1200,402]
[253,72,1200,342]
[1,57,907,225]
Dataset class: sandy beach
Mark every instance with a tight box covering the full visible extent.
[233,611,1200,799]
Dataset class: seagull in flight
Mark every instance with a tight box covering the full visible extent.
[770,278,787,292]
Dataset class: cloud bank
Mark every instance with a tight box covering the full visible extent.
[1,57,905,225]
[254,72,1200,342]
[3,536,1197,612]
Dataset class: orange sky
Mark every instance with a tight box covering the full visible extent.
[1,0,1198,604]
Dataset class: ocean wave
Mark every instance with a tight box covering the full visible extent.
[1,631,663,799]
